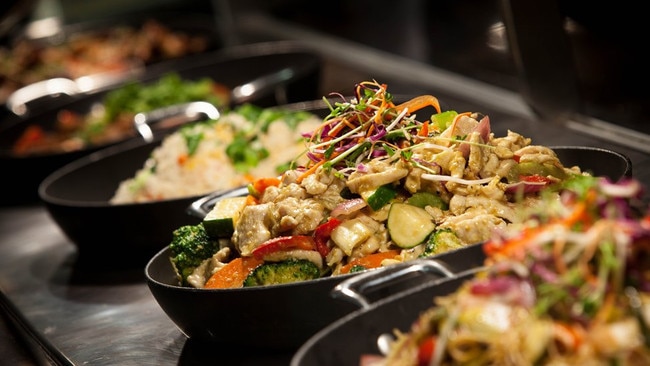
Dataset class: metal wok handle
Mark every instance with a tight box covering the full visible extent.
[7,67,144,116]
[186,185,250,219]
[230,66,296,105]
[133,101,220,143]
[331,258,455,309]
[6,78,81,115]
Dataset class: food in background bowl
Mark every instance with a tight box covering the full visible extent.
[11,73,230,157]
[0,18,211,104]
[6,41,322,205]
[110,104,321,203]
[165,81,620,291]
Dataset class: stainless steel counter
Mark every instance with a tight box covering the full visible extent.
[1,20,650,365]
[0,204,297,365]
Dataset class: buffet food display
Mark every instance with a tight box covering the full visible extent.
[374,174,649,365]
[111,104,322,203]
[164,80,594,290]
[11,72,230,156]
[0,19,211,104]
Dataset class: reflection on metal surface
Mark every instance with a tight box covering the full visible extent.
[231,66,295,104]
[134,101,220,142]
[6,78,79,115]
[23,16,63,40]
[7,67,145,116]
[235,13,536,120]
[566,115,650,154]
[486,21,508,53]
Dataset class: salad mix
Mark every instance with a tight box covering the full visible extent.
[169,80,589,289]
[378,175,650,365]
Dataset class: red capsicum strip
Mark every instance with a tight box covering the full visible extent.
[313,217,342,258]
[520,174,553,184]
[251,235,316,259]
[418,336,437,366]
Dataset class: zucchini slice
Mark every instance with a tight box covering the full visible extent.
[362,184,398,211]
[202,196,249,238]
[387,202,435,248]
[406,191,448,210]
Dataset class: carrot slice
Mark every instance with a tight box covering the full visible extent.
[251,177,281,196]
[204,256,264,289]
[395,95,441,114]
[339,250,400,274]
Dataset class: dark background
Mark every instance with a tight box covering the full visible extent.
[7,0,650,137]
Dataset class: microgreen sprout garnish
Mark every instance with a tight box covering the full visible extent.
[298,80,444,180]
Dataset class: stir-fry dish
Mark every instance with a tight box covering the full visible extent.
[0,19,209,104]
[11,73,230,156]
[376,175,650,366]
[168,80,592,289]
[111,104,321,203]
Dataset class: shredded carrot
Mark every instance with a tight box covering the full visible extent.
[295,159,325,184]
[553,322,584,351]
[365,123,376,138]
[395,95,441,114]
[418,121,429,137]
[484,227,543,261]
[204,256,264,289]
[552,237,568,274]
[561,201,589,228]
[177,154,188,165]
[325,117,350,138]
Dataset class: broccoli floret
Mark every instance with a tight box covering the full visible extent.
[421,228,463,257]
[243,259,321,287]
[169,224,219,286]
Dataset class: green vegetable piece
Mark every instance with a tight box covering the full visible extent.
[365,184,398,211]
[509,162,568,184]
[422,229,464,257]
[387,202,436,248]
[243,259,321,287]
[407,192,448,210]
[431,110,458,130]
[169,224,220,286]
[349,265,368,273]
[180,127,205,156]
[202,196,249,238]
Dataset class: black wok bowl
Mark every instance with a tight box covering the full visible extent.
[0,11,222,128]
[38,135,201,266]
[1,41,321,205]
[146,145,631,349]
[0,10,223,113]
[291,264,484,365]
[145,241,487,350]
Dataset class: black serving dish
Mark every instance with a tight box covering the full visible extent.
[291,264,483,366]
[147,144,632,349]
[145,240,486,350]
[4,41,321,205]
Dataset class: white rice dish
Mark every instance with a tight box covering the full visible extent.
[110,109,322,203]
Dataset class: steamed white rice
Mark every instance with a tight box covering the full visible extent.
[110,110,321,203]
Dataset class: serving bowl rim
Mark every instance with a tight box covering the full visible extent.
[144,245,366,293]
